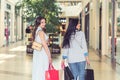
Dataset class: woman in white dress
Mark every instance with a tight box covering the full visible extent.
[32,16,52,80]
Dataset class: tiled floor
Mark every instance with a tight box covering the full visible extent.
[0,41,120,80]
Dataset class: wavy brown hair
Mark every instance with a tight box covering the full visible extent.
[32,16,46,41]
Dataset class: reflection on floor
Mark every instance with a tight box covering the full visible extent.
[116,37,120,64]
[107,37,120,64]
[0,41,120,80]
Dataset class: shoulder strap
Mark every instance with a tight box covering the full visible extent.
[36,30,42,36]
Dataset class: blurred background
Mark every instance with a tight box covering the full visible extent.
[0,0,120,80]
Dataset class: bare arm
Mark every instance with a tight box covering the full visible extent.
[39,31,52,63]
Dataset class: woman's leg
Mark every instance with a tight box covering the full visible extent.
[77,61,86,80]
[69,63,78,80]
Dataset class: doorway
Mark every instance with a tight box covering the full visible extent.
[84,14,90,47]
[99,6,102,56]
[4,11,11,45]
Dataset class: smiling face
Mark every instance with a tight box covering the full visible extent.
[39,19,46,28]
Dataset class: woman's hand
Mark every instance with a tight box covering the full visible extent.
[48,57,52,64]
[61,60,65,69]
[85,56,90,65]
[86,59,90,65]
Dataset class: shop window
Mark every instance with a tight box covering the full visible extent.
[117,17,120,36]
[118,2,120,9]
[6,3,11,10]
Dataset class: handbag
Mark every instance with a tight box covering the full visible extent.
[85,64,94,80]
[45,64,59,80]
[32,41,42,51]
[64,66,74,80]
[32,29,43,51]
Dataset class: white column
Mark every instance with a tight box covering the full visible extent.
[16,16,19,40]
[65,17,69,30]
[22,8,26,40]
[115,2,117,38]
[82,11,85,31]
[95,0,100,50]
[17,16,22,40]
[20,13,22,40]
[90,0,100,49]
[10,5,15,42]
[89,1,94,48]
[0,0,5,47]
[101,0,109,55]
[89,8,93,47]
[23,20,26,40]
[23,22,27,39]
[16,8,22,40]
[81,0,85,32]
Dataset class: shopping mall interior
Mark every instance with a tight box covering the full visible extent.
[0,0,120,80]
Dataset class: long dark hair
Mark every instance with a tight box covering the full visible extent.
[32,16,45,41]
[62,19,79,48]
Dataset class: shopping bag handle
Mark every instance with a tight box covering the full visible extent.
[49,63,55,70]
[85,63,92,69]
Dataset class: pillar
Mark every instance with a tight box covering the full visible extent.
[88,0,100,50]
[0,0,5,47]
[101,0,109,55]
[10,4,15,42]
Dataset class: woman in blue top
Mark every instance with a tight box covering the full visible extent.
[61,19,90,80]
[32,16,52,80]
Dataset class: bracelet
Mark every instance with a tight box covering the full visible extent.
[62,56,67,59]
[84,52,88,56]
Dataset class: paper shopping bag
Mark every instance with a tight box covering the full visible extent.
[64,66,74,80]
[45,64,59,80]
[85,64,94,80]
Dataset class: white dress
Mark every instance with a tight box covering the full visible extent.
[32,27,49,80]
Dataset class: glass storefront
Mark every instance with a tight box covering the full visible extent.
[116,3,120,64]
[106,1,112,59]
[4,11,11,45]
[4,3,12,46]
[107,1,120,64]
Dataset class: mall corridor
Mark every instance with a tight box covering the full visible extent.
[0,41,120,80]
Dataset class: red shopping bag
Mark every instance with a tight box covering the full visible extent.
[45,64,59,80]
